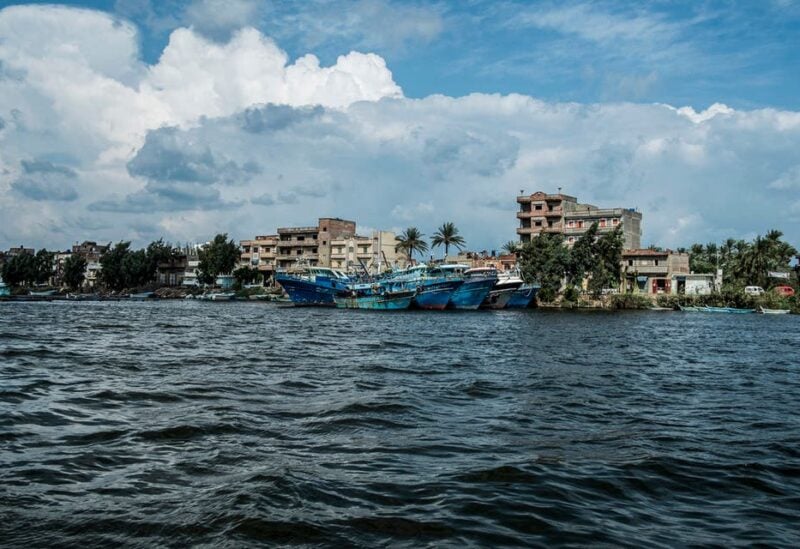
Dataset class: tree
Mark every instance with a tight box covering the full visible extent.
[62,255,87,290]
[587,226,624,296]
[501,241,521,255]
[1,253,36,287]
[565,222,598,288]
[233,266,262,286]
[197,234,239,285]
[518,233,570,302]
[99,242,132,291]
[430,222,466,258]
[146,239,179,279]
[34,249,54,285]
[396,227,429,262]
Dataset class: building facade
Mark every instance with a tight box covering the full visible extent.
[71,241,109,288]
[241,222,404,276]
[621,249,689,294]
[517,191,642,249]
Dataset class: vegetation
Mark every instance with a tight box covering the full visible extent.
[518,223,624,302]
[197,233,239,285]
[0,249,54,287]
[396,227,429,262]
[62,255,87,290]
[430,222,466,257]
[233,266,262,287]
[501,241,521,255]
[99,239,186,291]
[686,231,797,288]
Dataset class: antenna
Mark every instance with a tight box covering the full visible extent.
[557,186,562,194]
[519,189,524,195]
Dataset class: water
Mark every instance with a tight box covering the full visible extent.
[1,301,799,547]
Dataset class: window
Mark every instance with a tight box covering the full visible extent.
[628,259,633,266]
[654,260,659,266]
[534,204,543,210]
[296,250,302,255]
[612,218,619,225]
[567,220,574,228]
[322,227,327,231]
[599,218,607,228]
[568,237,575,243]
[534,221,542,227]
[322,241,327,246]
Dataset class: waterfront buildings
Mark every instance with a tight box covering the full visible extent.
[240,219,405,277]
[517,191,642,249]
[70,241,109,288]
[621,249,689,294]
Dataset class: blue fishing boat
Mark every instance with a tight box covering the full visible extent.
[506,283,539,309]
[389,265,463,310]
[275,266,351,306]
[334,280,415,310]
[481,270,525,309]
[441,266,498,310]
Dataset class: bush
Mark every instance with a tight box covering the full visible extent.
[609,294,652,309]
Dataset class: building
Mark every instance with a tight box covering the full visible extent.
[241,223,405,276]
[70,241,109,288]
[7,245,35,257]
[240,235,279,280]
[671,273,720,295]
[273,218,356,270]
[621,249,689,294]
[156,253,188,286]
[444,251,517,271]
[517,191,642,249]
[330,230,405,272]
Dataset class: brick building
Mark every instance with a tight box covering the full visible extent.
[517,191,642,249]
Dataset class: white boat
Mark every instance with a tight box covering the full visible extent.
[758,307,790,315]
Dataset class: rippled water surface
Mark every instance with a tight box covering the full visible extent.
[2,301,799,547]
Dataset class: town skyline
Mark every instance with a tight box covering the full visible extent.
[1,1,799,252]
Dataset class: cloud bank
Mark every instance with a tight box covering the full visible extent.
[0,4,799,251]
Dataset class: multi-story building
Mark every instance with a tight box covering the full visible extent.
[240,235,279,279]
[517,191,642,249]
[330,230,405,272]
[241,223,405,276]
[271,218,356,270]
[71,241,109,288]
[621,249,689,294]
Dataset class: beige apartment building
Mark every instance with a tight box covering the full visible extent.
[240,219,404,277]
[621,249,689,294]
[517,191,642,249]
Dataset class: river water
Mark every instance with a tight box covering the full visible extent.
[1,301,799,547]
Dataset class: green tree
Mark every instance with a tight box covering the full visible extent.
[197,234,239,285]
[430,222,466,258]
[1,253,37,287]
[233,266,262,286]
[34,249,54,285]
[100,242,133,291]
[587,226,624,296]
[62,255,87,290]
[501,241,521,255]
[565,222,598,288]
[396,227,429,262]
[518,233,569,302]
[146,239,179,280]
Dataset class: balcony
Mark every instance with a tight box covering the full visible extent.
[277,238,318,247]
[276,253,318,262]
[624,265,669,276]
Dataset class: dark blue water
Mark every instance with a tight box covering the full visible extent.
[1,301,799,547]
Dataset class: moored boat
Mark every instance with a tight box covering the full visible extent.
[481,270,524,309]
[702,306,755,314]
[758,307,790,315]
[506,284,539,309]
[129,291,154,300]
[389,265,463,310]
[275,266,351,306]
[442,265,498,310]
[334,281,415,310]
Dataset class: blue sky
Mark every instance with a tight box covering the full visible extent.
[8,0,797,109]
[1,0,799,251]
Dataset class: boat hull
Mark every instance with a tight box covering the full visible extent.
[413,280,462,310]
[334,291,414,310]
[275,275,344,306]
[481,287,515,309]
[506,285,538,309]
[449,278,496,310]
[759,307,790,314]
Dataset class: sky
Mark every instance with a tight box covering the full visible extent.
[1,0,799,252]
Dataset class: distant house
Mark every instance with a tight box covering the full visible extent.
[621,249,689,294]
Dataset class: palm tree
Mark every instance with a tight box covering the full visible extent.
[430,222,466,258]
[396,227,429,262]
[501,240,521,255]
